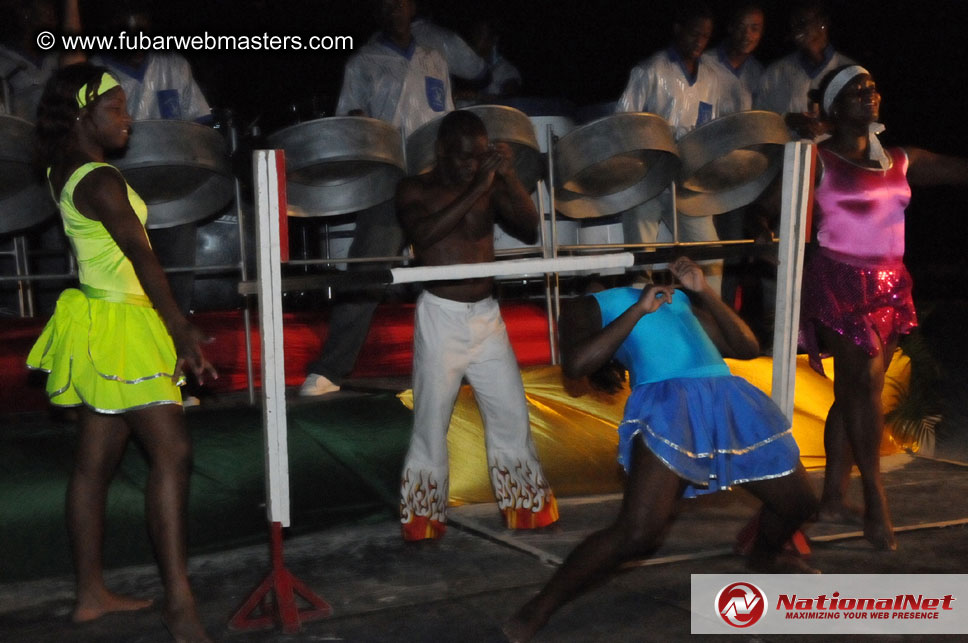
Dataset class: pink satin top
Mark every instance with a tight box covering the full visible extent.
[814,147,911,260]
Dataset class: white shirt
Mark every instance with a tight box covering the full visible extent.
[337,38,453,138]
[92,53,211,121]
[617,48,735,140]
[411,18,488,81]
[754,46,855,115]
[0,46,57,120]
[701,45,763,113]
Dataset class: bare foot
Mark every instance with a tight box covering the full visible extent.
[502,601,549,643]
[863,519,898,551]
[72,590,153,623]
[502,614,540,643]
[162,604,213,643]
[815,501,864,525]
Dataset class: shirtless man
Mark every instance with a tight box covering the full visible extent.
[395,110,558,541]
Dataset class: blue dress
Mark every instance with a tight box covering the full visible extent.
[592,288,800,497]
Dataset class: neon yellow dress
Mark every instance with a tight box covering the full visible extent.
[27,162,183,412]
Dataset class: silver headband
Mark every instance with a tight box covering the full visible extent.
[822,64,871,115]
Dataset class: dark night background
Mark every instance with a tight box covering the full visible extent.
[48,0,968,294]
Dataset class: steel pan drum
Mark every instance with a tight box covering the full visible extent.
[675,110,790,216]
[114,120,234,229]
[553,112,679,219]
[267,116,405,217]
[193,213,242,311]
[320,218,355,271]
[493,216,578,251]
[405,105,543,193]
[577,216,626,274]
[0,115,56,234]
[529,115,575,154]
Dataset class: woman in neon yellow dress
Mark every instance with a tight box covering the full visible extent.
[28,63,217,642]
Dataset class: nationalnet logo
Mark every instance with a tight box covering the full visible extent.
[776,591,955,620]
[716,582,768,628]
[694,575,968,634]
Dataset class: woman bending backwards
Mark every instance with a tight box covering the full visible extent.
[28,63,216,642]
[504,257,818,641]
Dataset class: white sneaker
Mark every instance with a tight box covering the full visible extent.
[299,373,340,397]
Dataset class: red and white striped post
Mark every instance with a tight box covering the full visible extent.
[230,149,332,633]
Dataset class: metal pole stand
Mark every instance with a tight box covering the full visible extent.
[734,139,816,562]
[230,150,332,633]
[229,522,332,632]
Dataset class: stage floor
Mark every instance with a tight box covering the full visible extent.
[3,296,966,640]
[2,453,967,642]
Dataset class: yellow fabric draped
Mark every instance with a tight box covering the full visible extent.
[397,352,908,506]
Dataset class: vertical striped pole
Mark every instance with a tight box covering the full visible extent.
[254,149,291,527]
[772,141,815,421]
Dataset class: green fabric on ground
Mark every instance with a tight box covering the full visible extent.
[0,394,413,581]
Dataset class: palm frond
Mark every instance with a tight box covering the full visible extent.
[886,330,943,454]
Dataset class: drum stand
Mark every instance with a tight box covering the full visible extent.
[0,234,35,316]
[539,124,561,364]
[229,521,332,632]
[0,233,80,316]
[226,122,258,404]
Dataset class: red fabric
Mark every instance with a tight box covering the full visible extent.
[2,317,59,413]
[504,498,560,530]
[401,515,447,541]
[3,300,553,412]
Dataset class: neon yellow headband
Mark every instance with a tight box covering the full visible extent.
[76,73,121,109]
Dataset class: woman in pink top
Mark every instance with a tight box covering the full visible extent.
[800,65,968,550]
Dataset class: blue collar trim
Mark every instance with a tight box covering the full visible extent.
[798,44,835,79]
[667,46,698,86]
[378,34,415,60]
[716,45,744,77]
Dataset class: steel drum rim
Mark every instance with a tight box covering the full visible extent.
[267,115,405,173]
[0,116,58,233]
[267,114,400,136]
[0,183,57,234]
[267,115,405,215]
[555,151,679,219]
[112,120,235,227]
[555,151,678,219]
[114,120,231,173]
[0,115,36,163]
[556,177,667,219]
[466,105,540,148]
[529,115,576,154]
[553,112,679,184]
[672,110,789,216]
[676,163,783,217]
[142,177,235,229]
[675,110,790,178]
[285,166,406,217]
[552,112,680,217]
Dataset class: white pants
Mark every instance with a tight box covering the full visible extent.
[400,291,555,529]
[622,190,723,295]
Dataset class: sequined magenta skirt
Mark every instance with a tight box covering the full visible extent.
[799,247,917,375]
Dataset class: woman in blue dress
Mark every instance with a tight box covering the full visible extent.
[504,257,818,641]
